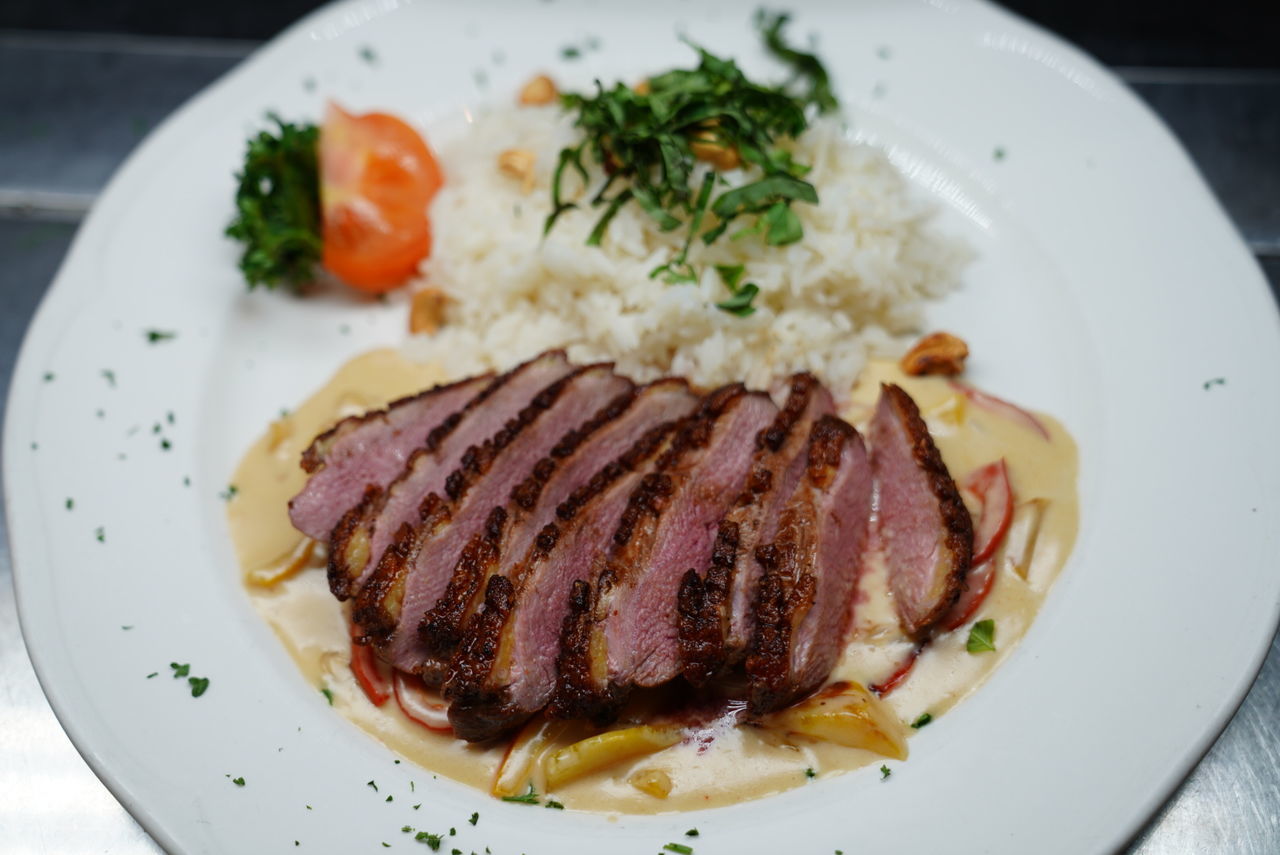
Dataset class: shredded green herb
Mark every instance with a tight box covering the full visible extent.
[804,767,816,779]
[170,662,190,678]
[966,619,997,653]
[879,765,891,780]
[320,687,334,705]
[910,712,932,729]
[685,829,700,837]
[145,329,177,344]
[664,844,694,855]
[232,776,245,786]
[500,784,540,805]
[546,12,836,289]
[225,116,322,290]
[415,831,443,851]
[189,676,210,697]
[468,813,479,826]
[544,799,564,810]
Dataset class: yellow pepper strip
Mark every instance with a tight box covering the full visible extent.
[768,682,909,761]
[544,725,683,790]
[491,716,569,798]
[245,538,317,588]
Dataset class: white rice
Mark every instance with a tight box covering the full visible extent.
[404,105,968,395]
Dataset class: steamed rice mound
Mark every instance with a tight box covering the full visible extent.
[405,105,968,395]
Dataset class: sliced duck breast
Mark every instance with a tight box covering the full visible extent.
[326,350,574,600]
[354,363,633,680]
[678,373,834,685]
[552,385,779,722]
[288,374,491,543]
[745,415,874,715]
[869,383,973,636]
[421,379,699,667]
[444,416,691,741]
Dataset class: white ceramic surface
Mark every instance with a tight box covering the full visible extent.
[6,1,1278,853]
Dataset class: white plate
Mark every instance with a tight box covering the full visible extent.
[7,1,1279,852]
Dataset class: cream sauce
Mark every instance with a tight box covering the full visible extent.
[233,350,1078,814]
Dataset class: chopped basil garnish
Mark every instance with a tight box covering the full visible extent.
[500,784,540,804]
[910,712,932,729]
[966,619,996,653]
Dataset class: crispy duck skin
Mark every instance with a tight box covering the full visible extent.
[289,374,490,543]
[326,351,574,600]
[869,383,973,636]
[745,415,873,715]
[443,417,688,741]
[354,364,632,680]
[420,380,698,667]
[550,385,779,723]
[677,372,834,685]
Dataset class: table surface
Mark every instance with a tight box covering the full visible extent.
[2,16,1278,855]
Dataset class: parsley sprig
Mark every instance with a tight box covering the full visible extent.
[547,11,836,297]
[225,116,321,290]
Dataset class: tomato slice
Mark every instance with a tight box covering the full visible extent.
[320,102,442,293]
[940,460,1015,631]
[947,380,1051,441]
[350,634,392,707]
[393,670,453,732]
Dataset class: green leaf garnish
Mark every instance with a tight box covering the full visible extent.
[664,844,694,854]
[715,283,759,317]
[757,10,838,114]
[188,676,210,697]
[879,765,891,780]
[415,831,443,851]
[546,13,836,287]
[225,116,322,290]
[500,784,540,804]
[910,712,932,729]
[170,662,190,678]
[966,619,997,653]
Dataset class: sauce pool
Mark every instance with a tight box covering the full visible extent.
[230,350,1078,813]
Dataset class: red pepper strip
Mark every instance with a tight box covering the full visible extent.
[947,380,1051,441]
[393,670,453,732]
[966,459,1015,566]
[940,460,1014,631]
[869,644,925,697]
[350,636,392,707]
[941,562,997,633]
